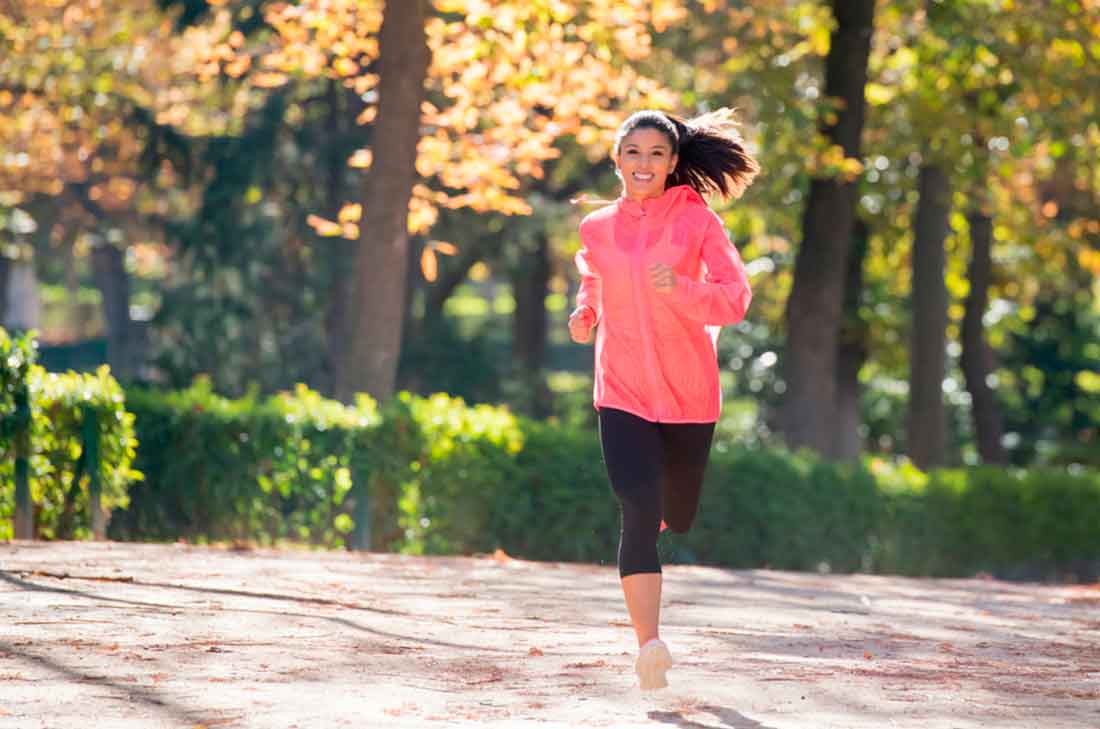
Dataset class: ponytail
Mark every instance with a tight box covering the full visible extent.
[613,108,760,201]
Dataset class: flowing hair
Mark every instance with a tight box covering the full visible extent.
[613,108,760,200]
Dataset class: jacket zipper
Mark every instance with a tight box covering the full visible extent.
[631,212,666,421]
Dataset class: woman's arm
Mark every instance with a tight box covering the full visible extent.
[574,221,603,323]
[669,213,751,326]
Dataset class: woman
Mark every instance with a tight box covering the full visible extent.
[569,108,760,690]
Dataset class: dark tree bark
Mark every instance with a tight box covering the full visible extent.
[510,231,552,417]
[834,218,870,460]
[90,242,136,380]
[511,232,550,372]
[336,0,430,403]
[960,207,1007,464]
[781,0,876,457]
[907,163,951,469]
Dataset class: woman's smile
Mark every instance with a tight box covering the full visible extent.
[616,127,678,201]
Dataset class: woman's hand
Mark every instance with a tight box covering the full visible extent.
[649,263,677,293]
[568,305,597,344]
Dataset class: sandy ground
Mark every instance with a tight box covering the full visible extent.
[1,541,1098,729]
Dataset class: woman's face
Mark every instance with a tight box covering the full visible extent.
[614,127,678,201]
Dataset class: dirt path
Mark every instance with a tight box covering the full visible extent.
[1,541,1097,729]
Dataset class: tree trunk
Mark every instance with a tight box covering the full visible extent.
[834,218,869,460]
[90,242,136,380]
[960,208,1007,464]
[511,232,550,372]
[336,0,430,403]
[781,0,875,456]
[907,163,951,469]
[510,231,552,417]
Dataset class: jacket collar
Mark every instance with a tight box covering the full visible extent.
[616,184,703,220]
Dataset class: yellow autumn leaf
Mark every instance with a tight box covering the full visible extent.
[224,55,251,79]
[306,214,342,237]
[332,57,359,77]
[251,72,289,88]
[420,247,438,282]
[338,203,362,223]
[348,149,373,168]
[432,241,457,256]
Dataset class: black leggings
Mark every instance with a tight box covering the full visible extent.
[598,407,716,578]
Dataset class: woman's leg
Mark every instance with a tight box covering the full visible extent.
[620,572,662,648]
[659,421,716,534]
[598,408,665,648]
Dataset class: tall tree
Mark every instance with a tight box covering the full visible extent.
[834,217,870,460]
[204,0,679,402]
[907,163,951,468]
[781,0,876,456]
[336,1,431,402]
[961,194,1006,463]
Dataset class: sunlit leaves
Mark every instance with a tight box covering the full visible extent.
[307,203,362,239]
[199,0,680,235]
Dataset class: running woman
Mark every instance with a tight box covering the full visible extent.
[569,109,760,690]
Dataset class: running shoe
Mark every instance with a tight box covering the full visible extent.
[635,638,673,690]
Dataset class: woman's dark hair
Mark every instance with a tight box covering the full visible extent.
[614,108,760,200]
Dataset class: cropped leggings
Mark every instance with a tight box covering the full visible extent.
[598,407,716,578]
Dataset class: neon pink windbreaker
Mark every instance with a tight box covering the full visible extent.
[574,184,752,423]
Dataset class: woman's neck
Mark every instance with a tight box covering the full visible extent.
[623,187,667,203]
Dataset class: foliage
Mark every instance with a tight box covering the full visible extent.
[5,0,1100,473]
[113,378,395,547]
[68,377,1099,580]
[0,328,139,539]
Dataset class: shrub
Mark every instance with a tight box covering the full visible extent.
[1,327,139,539]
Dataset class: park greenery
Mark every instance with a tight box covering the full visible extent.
[1,1,1099,576]
[4,327,1099,580]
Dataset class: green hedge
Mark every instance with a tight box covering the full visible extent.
[3,327,1097,579]
[0,328,139,539]
[111,379,404,548]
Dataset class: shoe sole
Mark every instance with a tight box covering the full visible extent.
[636,641,672,690]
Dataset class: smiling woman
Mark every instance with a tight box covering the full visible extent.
[567,107,760,692]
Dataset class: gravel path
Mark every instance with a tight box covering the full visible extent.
[1,541,1097,728]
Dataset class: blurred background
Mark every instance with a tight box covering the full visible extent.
[2,1,1098,577]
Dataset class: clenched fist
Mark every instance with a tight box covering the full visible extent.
[649,263,677,293]
[568,305,597,344]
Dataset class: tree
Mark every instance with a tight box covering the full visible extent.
[780,0,876,457]
[337,1,431,401]
[0,0,219,377]
[198,0,679,402]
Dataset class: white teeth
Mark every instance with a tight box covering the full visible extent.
[634,173,654,180]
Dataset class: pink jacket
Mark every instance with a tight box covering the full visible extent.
[574,184,752,423]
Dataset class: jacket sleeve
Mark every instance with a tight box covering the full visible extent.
[574,220,602,322]
[670,213,752,326]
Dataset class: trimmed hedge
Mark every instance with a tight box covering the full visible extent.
[0,329,139,539]
[3,329,1097,579]
[111,379,404,549]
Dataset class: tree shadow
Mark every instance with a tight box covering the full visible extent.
[0,569,519,654]
[0,639,231,728]
[649,704,779,729]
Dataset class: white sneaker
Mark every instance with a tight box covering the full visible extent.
[635,638,672,690]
